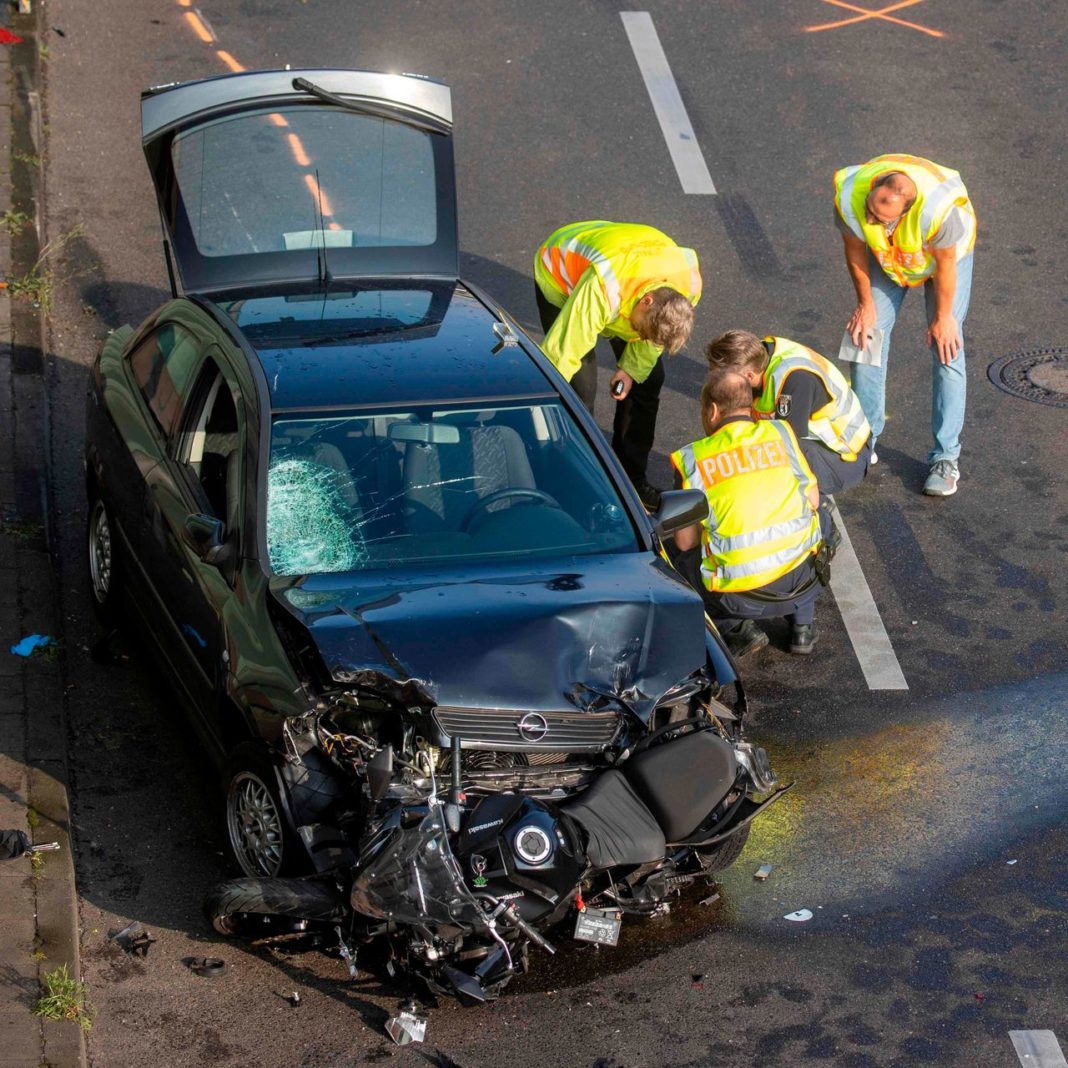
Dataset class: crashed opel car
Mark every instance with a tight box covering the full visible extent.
[84,69,752,882]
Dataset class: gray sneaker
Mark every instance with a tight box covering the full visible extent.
[923,459,959,496]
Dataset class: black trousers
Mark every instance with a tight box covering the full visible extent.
[536,286,664,484]
[800,438,871,501]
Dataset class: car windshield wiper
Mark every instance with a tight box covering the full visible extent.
[291,78,450,135]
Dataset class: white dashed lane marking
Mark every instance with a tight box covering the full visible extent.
[1011,1031,1068,1068]
[829,503,909,691]
[620,11,716,195]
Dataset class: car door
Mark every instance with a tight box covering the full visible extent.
[139,68,458,297]
[142,343,249,747]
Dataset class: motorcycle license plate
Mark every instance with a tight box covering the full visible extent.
[573,907,622,946]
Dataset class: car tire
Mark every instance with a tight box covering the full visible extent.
[87,493,121,623]
[204,877,345,938]
[223,746,303,877]
[695,824,750,873]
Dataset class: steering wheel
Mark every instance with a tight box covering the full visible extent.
[461,488,563,533]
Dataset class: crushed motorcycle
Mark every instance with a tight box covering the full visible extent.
[204,637,789,1009]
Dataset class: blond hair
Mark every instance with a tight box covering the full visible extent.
[646,287,695,354]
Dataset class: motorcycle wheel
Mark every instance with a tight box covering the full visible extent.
[204,877,346,938]
[695,825,750,873]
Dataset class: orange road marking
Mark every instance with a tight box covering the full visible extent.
[303,174,334,218]
[806,0,944,37]
[328,222,342,232]
[177,0,192,6]
[216,50,244,72]
[287,133,311,167]
[268,113,289,128]
[184,11,215,43]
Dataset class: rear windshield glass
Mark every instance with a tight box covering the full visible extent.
[171,107,437,258]
[266,403,637,575]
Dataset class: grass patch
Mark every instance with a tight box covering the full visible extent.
[26,808,40,829]
[0,517,44,542]
[13,151,40,168]
[30,850,44,876]
[1,209,31,236]
[8,268,53,310]
[33,965,92,1031]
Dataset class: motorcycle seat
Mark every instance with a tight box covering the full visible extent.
[624,729,739,843]
[560,770,666,869]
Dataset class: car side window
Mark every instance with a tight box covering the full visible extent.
[177,353,243,535]
[128,324,203,441]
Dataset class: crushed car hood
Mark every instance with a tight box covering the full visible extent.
[273,554,707,721]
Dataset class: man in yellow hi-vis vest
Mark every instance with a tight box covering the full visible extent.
[669,371,827,658]
[834,154,976,497]
[535,221,702,509]
[706,329,872,515]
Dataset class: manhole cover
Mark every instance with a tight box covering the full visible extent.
[987,347,1068,408]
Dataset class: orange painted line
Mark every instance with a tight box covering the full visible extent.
[806,0,943,37]
[268,113,289,128]
[177,0,192,7]
[216,50,244,72]
[328,222,342,232]
[184,11,215,43]
[287,133,311,167]
[811,0,924,27]
[303,174,334,218]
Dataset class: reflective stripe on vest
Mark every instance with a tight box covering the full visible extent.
[537,220,701,322]
[756,337,871,460]
[670,420,821,593]
[834,155,976,287]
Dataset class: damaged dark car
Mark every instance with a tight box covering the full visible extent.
[85,69,787,1006]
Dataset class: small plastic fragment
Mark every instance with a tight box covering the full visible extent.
[187,956,226,977]
[691,973,706,987]
[10,633,53,657]
[0,28,23,45]
[754,863,773,881]
[385,1008,427,1046]
[699,892,720,907]
[975,992,985,1001]
[287,990,301,1006]
[52,26,66,37]
[784,909,813,922]
[1006,859,1018,865]
[109,920,156,958]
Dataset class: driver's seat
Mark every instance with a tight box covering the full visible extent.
[403,424,536,533]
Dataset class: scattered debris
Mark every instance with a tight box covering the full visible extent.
[753,863,773,881]
[691,973,706,988]
[975,992,985,1001]
[187,957,227,977]
[287,990,301,1007]
[51,26,66,37]
[783,909,813,922]
[108,921,156,958]
[1,829,30,859]
[1007,859,1018,866]
[10,633,54,657]
[0,28,23,45]
[386,1003,427,1046]
[698,891,720,907]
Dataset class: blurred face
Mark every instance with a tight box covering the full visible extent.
[865,185,909,226]
[629,294,655,340]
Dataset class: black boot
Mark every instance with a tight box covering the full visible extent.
[723,619,769,658]
[789,623,818,655]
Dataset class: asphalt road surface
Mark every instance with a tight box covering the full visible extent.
[37,1,1068,1065]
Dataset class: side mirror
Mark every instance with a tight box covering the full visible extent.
[653,489,708,537]
[367,745,394,801]
[181,513,233,567]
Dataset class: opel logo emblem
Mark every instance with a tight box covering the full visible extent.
[516,712,549,743]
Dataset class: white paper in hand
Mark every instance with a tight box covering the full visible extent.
[838,327,883,367]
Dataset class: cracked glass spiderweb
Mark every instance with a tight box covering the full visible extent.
[267,458,368,575]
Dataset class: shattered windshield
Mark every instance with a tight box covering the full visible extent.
[266,402,637,575]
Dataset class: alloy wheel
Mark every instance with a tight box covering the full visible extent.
[88,500,112,604]
[226,771,285,877]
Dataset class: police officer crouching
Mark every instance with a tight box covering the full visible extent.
[669,370,830,657]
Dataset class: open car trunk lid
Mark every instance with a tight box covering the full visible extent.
[141,69,458,296]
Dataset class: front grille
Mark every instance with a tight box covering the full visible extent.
[432,706,620,752]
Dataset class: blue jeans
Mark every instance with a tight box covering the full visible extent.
[849,253,972,464]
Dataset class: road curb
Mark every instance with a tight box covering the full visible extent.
[2,3,87,1066]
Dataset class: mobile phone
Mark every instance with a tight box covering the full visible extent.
[612,380,625,397]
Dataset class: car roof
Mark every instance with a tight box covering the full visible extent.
[217,282,556,412]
